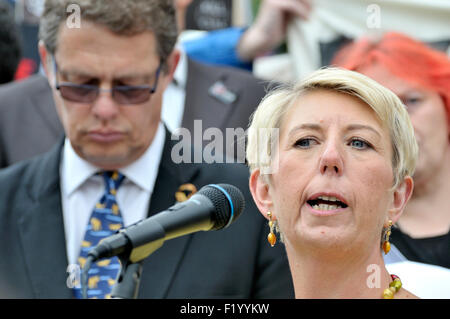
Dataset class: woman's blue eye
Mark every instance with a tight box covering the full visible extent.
[295,138,314,148]
[350,139,369,149]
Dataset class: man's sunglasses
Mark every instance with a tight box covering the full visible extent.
[52,58,161,105]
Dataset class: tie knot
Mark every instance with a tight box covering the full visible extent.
[99,170,125,194]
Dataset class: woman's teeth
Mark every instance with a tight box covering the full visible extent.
[312,203,339,211]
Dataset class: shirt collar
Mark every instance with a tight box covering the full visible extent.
[62,122,166,196]
[120,122,165,192]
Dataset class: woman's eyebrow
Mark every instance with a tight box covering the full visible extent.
[345,124,382,138]
[288,123,382,138]
[289,123,322,134]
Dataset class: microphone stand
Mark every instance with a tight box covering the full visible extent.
[110,222,167,298]
[111,256,143,299]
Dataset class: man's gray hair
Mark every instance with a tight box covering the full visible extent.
[39,0,178,70]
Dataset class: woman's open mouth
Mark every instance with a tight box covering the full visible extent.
[306,193,349,215]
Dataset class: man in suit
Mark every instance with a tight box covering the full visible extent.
[0,46,266,168]
[0,0,293,299]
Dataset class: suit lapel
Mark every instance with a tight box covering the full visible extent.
[17,140,73,298]
[182,58,241,133]
[138,127,201,298]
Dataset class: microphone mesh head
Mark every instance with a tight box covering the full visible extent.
[199,184,245,230]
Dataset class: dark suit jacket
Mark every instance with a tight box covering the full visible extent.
[0,58,267,167]
[182,58,266,133]
[0,74,64,167]
[0,130,294,298]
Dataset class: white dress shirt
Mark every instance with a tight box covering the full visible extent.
[60,122,166,266]
[161,47,188,133]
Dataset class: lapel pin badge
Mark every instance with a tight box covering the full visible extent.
[175,183,198,202]
[208,80,237,105]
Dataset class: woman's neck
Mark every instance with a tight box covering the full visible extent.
[287,244,392,299]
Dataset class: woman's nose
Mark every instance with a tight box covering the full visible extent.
[319,140,344,176]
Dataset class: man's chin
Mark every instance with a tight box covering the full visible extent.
[78,147,134,170]
[72,141,147,169]
[86,156,130,170]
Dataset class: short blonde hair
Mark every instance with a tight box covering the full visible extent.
[246,67,418,189]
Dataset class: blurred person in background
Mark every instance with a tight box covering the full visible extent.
[181,1,450,82]
[179,0,312,71]
[258,0,450,82]
[332,32,450,269]
[0,0,21,84]
[7,0,43,78]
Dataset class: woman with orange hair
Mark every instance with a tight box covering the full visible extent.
[333,32,450,268]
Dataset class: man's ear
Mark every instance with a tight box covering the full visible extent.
[388,176,414,224]
[160,48,180,89]
[249,169,274,221]
[38,40,51,79]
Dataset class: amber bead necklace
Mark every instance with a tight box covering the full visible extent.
[383,274,402,299]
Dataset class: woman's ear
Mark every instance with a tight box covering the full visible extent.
[249,169,274,220]
[388,176,414,223]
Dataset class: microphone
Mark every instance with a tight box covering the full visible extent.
[87,183,245,264]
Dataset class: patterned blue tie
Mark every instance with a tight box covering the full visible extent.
[74,171,126,299]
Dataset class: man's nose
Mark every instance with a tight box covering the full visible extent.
[91,89,120,120]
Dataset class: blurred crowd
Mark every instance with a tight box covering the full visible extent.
[2,0,449,83]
